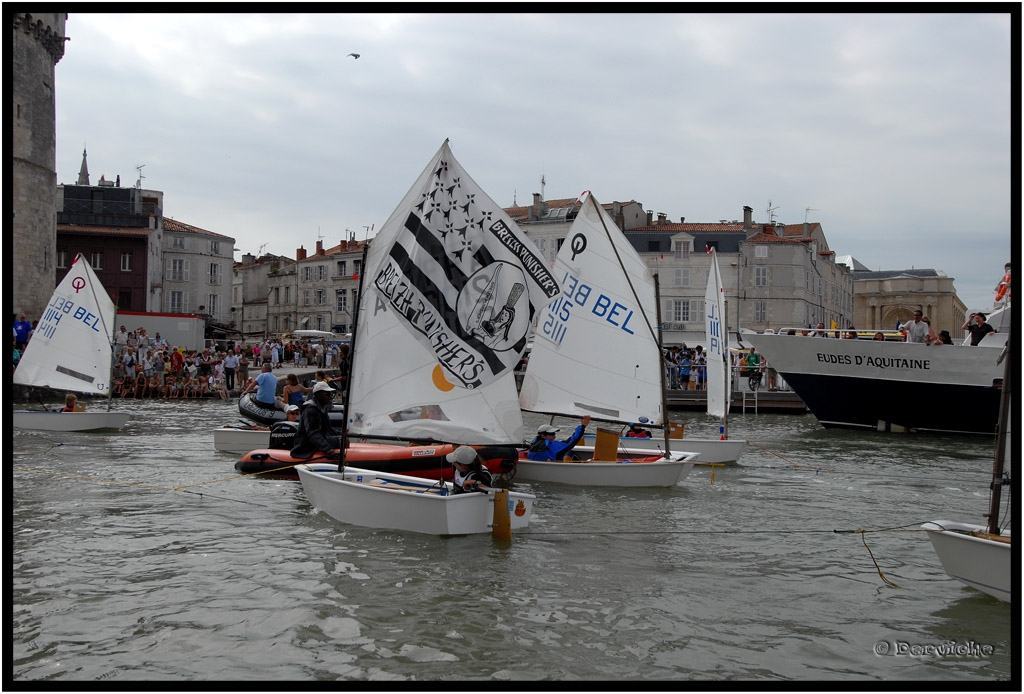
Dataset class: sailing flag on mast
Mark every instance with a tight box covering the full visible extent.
[366,140,559,389]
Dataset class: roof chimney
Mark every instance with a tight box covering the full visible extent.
[743,205,753,230]
[296,246,307,261]
[316,240,324,255]
[657,212,667,225]
[646,210,653,226]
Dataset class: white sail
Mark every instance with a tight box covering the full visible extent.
[519,194,663,426]
[347,140,558,444]
[704,249,730,420]
[14,254,117,395]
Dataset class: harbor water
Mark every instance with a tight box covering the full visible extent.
[11,397,1014,685]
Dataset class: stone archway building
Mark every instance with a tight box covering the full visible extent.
[851,269,967,339]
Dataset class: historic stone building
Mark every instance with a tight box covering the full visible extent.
[12,12,68,319]
[849,268,967,340]
[507,197,853,347]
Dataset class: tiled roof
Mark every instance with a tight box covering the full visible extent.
[57,224,153,238]
[630,223,746,233]
[163,218,233,240]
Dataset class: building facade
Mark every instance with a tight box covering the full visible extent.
[161,218,235,323]
[12,12,68,319]
[56,180,163,312]
[265,238,365,339]
[508,197,854,347]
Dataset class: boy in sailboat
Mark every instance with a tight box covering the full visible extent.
[447,446,493,494]
[526,415,591,461]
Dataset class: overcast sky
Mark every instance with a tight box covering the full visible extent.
[54,12,1013,311]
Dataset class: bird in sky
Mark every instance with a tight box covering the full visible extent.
[347,53,360,59]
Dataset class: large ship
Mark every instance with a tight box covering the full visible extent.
[740,299,1010,436]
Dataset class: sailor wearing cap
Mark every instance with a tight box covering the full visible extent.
[446,446,492,494]
[290,381,341,459]
[526,415,591,461]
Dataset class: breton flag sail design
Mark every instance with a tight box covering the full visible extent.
[369,140,559,389]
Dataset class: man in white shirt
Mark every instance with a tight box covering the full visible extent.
[901,310,929,343]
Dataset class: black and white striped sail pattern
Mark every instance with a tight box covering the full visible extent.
[14,254,117,395]
[518,194,663,427]
[348,140,558,444]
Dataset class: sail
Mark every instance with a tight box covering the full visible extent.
[347,140,558,444]
[519,194,663,426]
[14,254,116,395]
[705,249,729,419]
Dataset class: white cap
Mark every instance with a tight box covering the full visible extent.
[311,381,336,395]
[285,404,300,413]
[446,445,478,466]
[537,424,559,434]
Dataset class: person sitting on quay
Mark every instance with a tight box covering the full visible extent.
[290,381,341,460]
[446,446,493,494]
[241,363,279,409]
[526,415,591,461]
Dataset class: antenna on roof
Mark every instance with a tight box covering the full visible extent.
[257,243,267,256]
[767,200,779,224]
[805,207,819,223]
[513,189,517,206]
[317,226,324,240]
[362,224,373,240]
[540,174,546,199]
[135,164,146,189]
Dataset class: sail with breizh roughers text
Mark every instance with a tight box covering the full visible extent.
[347,140,558,444]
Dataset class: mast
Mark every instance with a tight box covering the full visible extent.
[338,241,371,471]
[654,272,671,456]
[986,332,1011,536]
[722,297,729,439]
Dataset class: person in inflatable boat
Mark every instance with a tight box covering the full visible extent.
[290,381,340,459]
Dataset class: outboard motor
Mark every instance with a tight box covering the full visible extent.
[268,420,299,450]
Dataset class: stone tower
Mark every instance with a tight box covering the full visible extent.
[12,12,68,321]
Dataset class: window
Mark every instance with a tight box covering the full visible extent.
[273,287,280,304]
[669,299,691,323]
[169,290,186,312]
[337,260,347,277]
[273,315,279,331]
[754,266,768,287]
[315,289,326,305]
[754,300,767,323]
[353,259,361,276]
[210,240,219,255]
[172,236,185,249]
[302,266,312,282]
[318,265,327,281]
[117,289,131,311]
[755,245,768,258]
[284,286,290,303]
[209,262,221,285]
[57,250,68,269]
[674,241,690,259]
[336,290,348,313]
[208,295,219,317]
[673,268,690,288]
[121,251,133,272]
[303,289,310,306]
[171,259,188,281]
[91,252,104,270]
[648,241,660,252]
